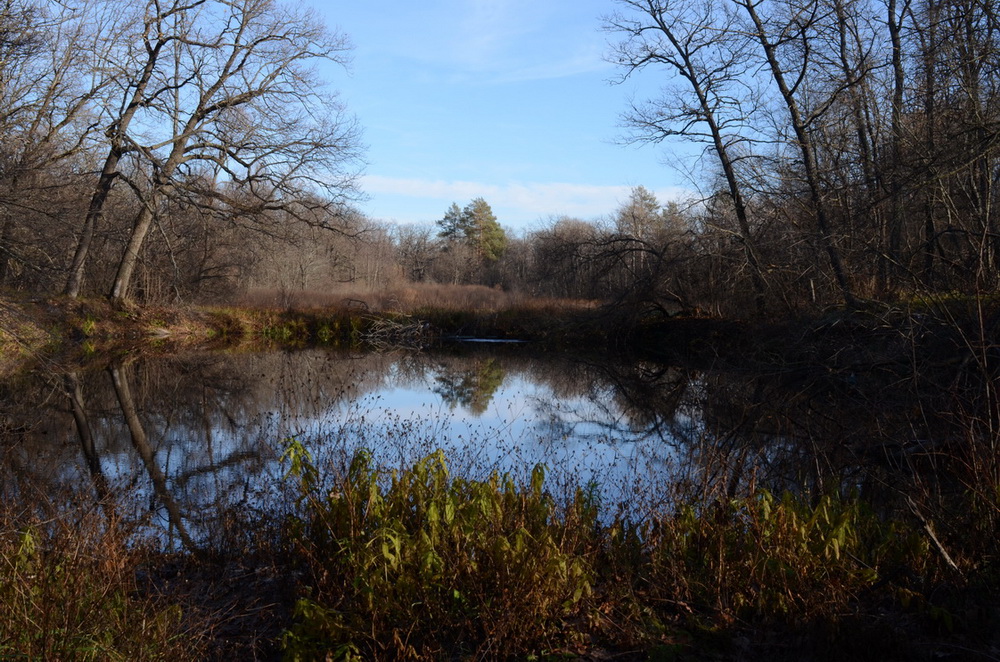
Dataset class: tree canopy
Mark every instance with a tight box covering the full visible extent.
[436,197,507,262]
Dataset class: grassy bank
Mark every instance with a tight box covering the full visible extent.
[2,446,996,660]
[0,292,621,373]
[5,288,994,371]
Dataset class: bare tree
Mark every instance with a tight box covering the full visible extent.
[393,224,438,283]
[62,0,362,303]
[732,0,860,306]
[0,0,110,287]
[885,0,912,283]
[607,0,769,312]
[63,0,189,298]
[529,217,603,299]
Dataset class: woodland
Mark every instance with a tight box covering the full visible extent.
[2,0,1000,317]
[1,0,1000,660]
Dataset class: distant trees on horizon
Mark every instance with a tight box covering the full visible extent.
[4,0,1000,315]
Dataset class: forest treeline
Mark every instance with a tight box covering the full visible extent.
[605,0,1000,313]
[3,0,1000,316]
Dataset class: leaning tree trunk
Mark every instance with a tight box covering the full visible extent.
[739,0,858,308]
[109,201,157,303]
[65,150,122,297]
[109,136,185,303]
[65,27,167,298]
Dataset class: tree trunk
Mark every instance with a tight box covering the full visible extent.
[109,203,157,302]
[65,150,122,297]
[739,0,858,308]
[64,21,168,298]
[887,0,907,287]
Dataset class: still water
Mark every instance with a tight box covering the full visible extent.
[0,345,707,547]
[0,342,940,549]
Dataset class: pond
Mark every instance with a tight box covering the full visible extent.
[0,341,964,549]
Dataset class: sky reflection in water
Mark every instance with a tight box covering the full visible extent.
[2,348,689,548]
[260,361,681,511]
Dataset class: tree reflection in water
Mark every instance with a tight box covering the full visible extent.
[0,344,984,548]
[432,358,505,414]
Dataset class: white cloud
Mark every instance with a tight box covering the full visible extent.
[491,47,612,84]
[370,0,607,84]
[361,175,694,227]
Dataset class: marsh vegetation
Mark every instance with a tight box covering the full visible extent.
[3,0,1000,657]
[0,333,997,659]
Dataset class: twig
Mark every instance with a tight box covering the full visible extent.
[905,496,962,576]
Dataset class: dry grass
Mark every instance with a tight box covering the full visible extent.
[0,289,604,370]
[0,494,209,660]
[239,283,598,314]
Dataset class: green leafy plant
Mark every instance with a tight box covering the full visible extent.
[643,491,928,622]
[281,447,596,660]
[80,315,97,336]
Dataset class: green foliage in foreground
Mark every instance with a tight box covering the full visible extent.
[637,492,929,622]
[0,442,989,660]
[279,443,956,661]
[281,444,596,659]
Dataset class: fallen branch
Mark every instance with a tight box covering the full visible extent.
[362,314,435,350]
[906,496,962,576]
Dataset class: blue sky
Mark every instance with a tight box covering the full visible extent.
[309,1,695,233]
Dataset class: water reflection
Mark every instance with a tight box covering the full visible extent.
[0,343,971,549]
[109,362,195,549]
[433,357,505,414]
[65,371,111,503]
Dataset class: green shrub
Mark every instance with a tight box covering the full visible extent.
[281,443,596,660]
[643,491,928,622]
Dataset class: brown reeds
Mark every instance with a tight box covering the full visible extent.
[0,493,208,660]
[238,282,596,314]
